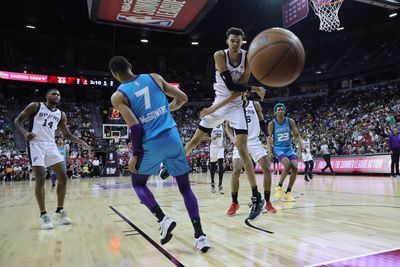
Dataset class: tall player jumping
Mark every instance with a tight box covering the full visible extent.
[14,89,90,229]
[267,103,302,202]
[109,56,209,252]
[184,27,267,221]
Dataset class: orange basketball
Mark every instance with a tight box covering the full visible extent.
[248,27,305,87]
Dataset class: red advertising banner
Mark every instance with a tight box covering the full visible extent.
[256,154,391,174]
[88,0,217,33]
[0,71,48,83]
[282,0,309,28]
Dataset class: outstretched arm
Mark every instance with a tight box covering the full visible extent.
[58,112,90,150]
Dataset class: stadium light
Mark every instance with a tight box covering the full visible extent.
[26,25,36,29]
[337,27,344,31]
[140,39,148,43]
[191,41,199,46]
[315,70,322,74]
[243,40,247,44]
[389,12,397,18]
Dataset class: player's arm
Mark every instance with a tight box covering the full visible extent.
[215,51,266,99]
[237,55,251,85]
[58,112,90,150]
[66,144,70,163]
[290,119,303,158]
[13,102,39,141]
[254,101,268,137]
[224,121,236,144]
[267,121,274,159]
[150,73,188,111]
[111,91,143,173]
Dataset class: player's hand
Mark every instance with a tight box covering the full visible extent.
[24,132,36,141]
[200,107,215,118]
[128,156,138,173]
[252,86,266,101]
[267,136,273,145]
[297,150,303,161]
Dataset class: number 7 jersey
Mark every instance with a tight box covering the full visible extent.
[117,74,176,142]
[29,102,61,142]
[272,117,292,148]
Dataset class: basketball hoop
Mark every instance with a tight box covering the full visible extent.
[309,0,344,32]
[112,135,120,144]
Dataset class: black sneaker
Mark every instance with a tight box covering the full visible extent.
[304,175,309,182]
[308,173,313,180]
[247,195,265,221]
[159,167,170,180]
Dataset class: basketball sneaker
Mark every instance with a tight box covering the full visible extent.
[282,192,296,202]
[247,195,265,221]
[226,202,239,216]
[195,235,210,253]
[218,185,224,194]
[308,173,313,180]
[211,183,216,193]
[304,174,309,182]
[159,216,176,245]
[159,167,169,180]
[53,209,72,225]
[275,186,283,200]
[40,214,54,230]
[265,201,277,214]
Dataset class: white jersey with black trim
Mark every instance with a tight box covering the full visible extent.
[29,102,62,142]
[245,101,261,142]
[210,124,224,147]
[214,48,247,106]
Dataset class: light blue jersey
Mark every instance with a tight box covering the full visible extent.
[273,117,292,148]
[117,74,189,176]
[272,117,297,161]
[117,74,176,142]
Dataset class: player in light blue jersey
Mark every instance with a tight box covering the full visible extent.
[267,103,303,202]
[108,56,209,252]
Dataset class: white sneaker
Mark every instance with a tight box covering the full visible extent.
[218,185,224,194]
[53,209,72,225]
[41,214,54,230]
[195,235,210,253]
[159,216,176,245]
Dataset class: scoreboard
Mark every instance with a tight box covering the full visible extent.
[0,70,178,89]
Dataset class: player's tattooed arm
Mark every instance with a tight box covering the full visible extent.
[150,73,188,111]
[290,118,303,160]
[14,102,40,141]
[224,121,236,145]
[267,121,275,161]
[58,112,90,150]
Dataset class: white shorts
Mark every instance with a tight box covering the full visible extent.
[302,153,313,162]
[233,139,267,163]
[210,146,224,162]
[29,141,64,168]
[199,101,247,131]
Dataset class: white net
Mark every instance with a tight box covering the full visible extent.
[309,0,344,32]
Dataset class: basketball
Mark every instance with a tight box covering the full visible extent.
[248,27,305,87]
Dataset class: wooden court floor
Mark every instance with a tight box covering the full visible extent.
[1,173,400,267]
